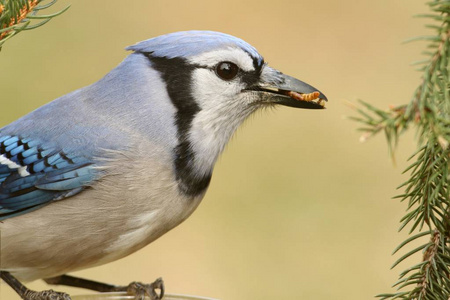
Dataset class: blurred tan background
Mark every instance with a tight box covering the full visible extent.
[0,0,430,299]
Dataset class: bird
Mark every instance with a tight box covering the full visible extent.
[0,30,327,300]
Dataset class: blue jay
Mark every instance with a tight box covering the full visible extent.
[0,31,327,300]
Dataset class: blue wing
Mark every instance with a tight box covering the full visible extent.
[0,135,97,221]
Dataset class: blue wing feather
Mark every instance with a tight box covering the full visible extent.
[0,135,98,221]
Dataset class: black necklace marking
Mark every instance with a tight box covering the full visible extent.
[144,53,212,197]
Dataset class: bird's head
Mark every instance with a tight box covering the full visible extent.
[126,31,328,195]
[128,30,327,113]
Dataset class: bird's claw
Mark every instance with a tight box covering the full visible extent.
[126,278,165,300]
[24,289,71,300]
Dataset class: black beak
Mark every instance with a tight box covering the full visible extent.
[247,68,328,109]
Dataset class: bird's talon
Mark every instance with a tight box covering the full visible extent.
[151,277,165,299]
[126,278,164,300]
[24,289,71,300]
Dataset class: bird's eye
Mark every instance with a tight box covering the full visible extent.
[215,62,239,80]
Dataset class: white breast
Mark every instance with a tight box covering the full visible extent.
[0,143,205,282]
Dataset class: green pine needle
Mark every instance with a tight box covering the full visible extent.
[0,0,70,50]
[352,1,450,299]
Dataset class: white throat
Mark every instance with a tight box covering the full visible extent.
[187,69,259,177]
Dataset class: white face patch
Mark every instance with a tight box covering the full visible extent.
[182,45,264,179]
[0,154,30,177]
[187,66,260,177]
[188,47,256,72]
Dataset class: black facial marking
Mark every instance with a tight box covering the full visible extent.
[240,70,261,87]
[241,54,264,88]
[252,56,265,74]
[241,49,264,74]
[144,53,212,197]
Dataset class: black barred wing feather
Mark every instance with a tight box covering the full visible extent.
[0,136,97,220]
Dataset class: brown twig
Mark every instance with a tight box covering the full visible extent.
[0,0,39,41]
[419,231,441,298]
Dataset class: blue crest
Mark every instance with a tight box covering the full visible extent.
[127,31,263,64]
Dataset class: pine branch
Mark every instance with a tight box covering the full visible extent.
[0,0,70,50]
[351,1,450,299]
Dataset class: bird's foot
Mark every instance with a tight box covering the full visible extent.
[23,289,71,300]
[43,274,164,299]
[122,278,165,300]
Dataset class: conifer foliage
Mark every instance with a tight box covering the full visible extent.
[0,0,69,50]
[352,1,450,299]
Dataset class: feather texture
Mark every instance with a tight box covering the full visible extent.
[0,135,96,220]
[127,30,263,67]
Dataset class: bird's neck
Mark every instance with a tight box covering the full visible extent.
[185,97,258,188]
